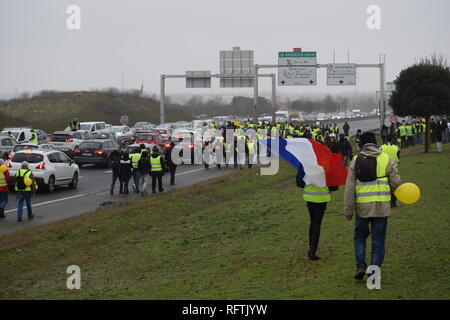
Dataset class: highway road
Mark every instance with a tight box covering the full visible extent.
[0,118,380,236]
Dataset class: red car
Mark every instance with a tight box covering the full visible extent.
[135,133,169,150]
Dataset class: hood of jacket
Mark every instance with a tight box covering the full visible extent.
[360,143,382,158]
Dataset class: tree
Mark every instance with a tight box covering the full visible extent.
[389,54,450,152]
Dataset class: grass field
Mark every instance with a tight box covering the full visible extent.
[0,144,448,299]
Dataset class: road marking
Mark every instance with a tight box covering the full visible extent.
[104,170,112,173]
[4,167,207,214]
[5,193,87,213]
[175,167,205,176]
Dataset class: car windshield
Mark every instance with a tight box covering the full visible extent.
[8,131,20,139]
[12,153,44,163]
[136,134,154,140]
[79,142,102,150]
[14,145,39,152]
[90,133,108,139]
[110,127,124,132]
[79,124,92,130]
[157,129,167,134]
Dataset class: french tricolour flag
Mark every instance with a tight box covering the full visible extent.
[265,138,348,186]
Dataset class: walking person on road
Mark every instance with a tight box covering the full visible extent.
[343,121,350,136]
[0,159,11,219]
[109,150,121,195]
[344,132,401,280]
[165,141,177,185]
[15,161,37,222]
[150,146,165,193]
[138,151,151,196]
[119,152,133,196]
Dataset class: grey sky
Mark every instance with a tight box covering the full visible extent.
[1,0,449,98]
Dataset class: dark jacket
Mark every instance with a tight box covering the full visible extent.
[110,150,121,174]
[343,122,350,134]
[339,138,353,157]
[165,145,176,167]
[326,141,340,154]
[119,155,133,180]
[138,155,151,175]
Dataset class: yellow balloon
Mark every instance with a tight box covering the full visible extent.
[394,183,420,204]
[24,178,33,186]
[0,164,6,173]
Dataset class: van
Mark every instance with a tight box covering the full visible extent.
[1,128,33,143]
[79,122,106,132]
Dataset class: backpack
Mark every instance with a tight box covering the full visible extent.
[354,155,377,182]
[16,170,30,190]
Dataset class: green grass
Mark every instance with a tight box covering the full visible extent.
[0,144,449,299]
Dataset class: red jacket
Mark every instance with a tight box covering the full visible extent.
[0,169,11,192]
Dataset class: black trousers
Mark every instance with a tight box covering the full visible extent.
[151,174,163,192]
[120,178,130,194]
[168,164,177,185]
[306,202,327,255]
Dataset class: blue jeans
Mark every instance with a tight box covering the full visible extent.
[0,192,8,209]
[354,216,388,269]
[17,191,33,219]
[133,170,141,190]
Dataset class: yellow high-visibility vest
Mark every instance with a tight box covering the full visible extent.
[381,144,399,162]
[355,153,391,203]
[303,185,331,203]
[150,156,162,172]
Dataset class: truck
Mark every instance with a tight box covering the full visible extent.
[275,111,290,123]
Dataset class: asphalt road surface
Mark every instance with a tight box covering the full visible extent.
[0,118,380,236]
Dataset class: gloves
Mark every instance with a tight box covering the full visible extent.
[296,176,305,188]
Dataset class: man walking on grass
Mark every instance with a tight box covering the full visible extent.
[344,132,401,280]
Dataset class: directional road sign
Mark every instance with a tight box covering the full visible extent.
[278,51,317,86]
[326,63,356,85]
[220,47,254,88]
[186,71,211,88]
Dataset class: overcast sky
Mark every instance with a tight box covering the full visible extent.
[1,0,449,98]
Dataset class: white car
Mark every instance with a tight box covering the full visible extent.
[7,149,80,193]
[47,131,90,155]
[107,126,133,141]
[7,143,56,160]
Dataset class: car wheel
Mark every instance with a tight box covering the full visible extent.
[45,175,56,193]
[69,172,78,189]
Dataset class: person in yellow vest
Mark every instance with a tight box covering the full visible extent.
[0,159,11,218]
[381,135,400,208]
[246,137,257,168]
[397,122,407,149]
[297,170,338,260]
[29,130,38,143]
[69,118,80,131]
[149,146,165,193]
[15,161,38,222]
[405,123,413,147]
[344,132,401,280]
[130,147,143,193]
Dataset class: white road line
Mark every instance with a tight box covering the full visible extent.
[4,167,208,214]
[104,170,112,173]
[5,193,87,213]
[175,167,205,176]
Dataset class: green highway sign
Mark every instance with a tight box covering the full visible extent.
[278,52,317,58]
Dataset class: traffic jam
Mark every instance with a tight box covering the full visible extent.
[0,120,201,194]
